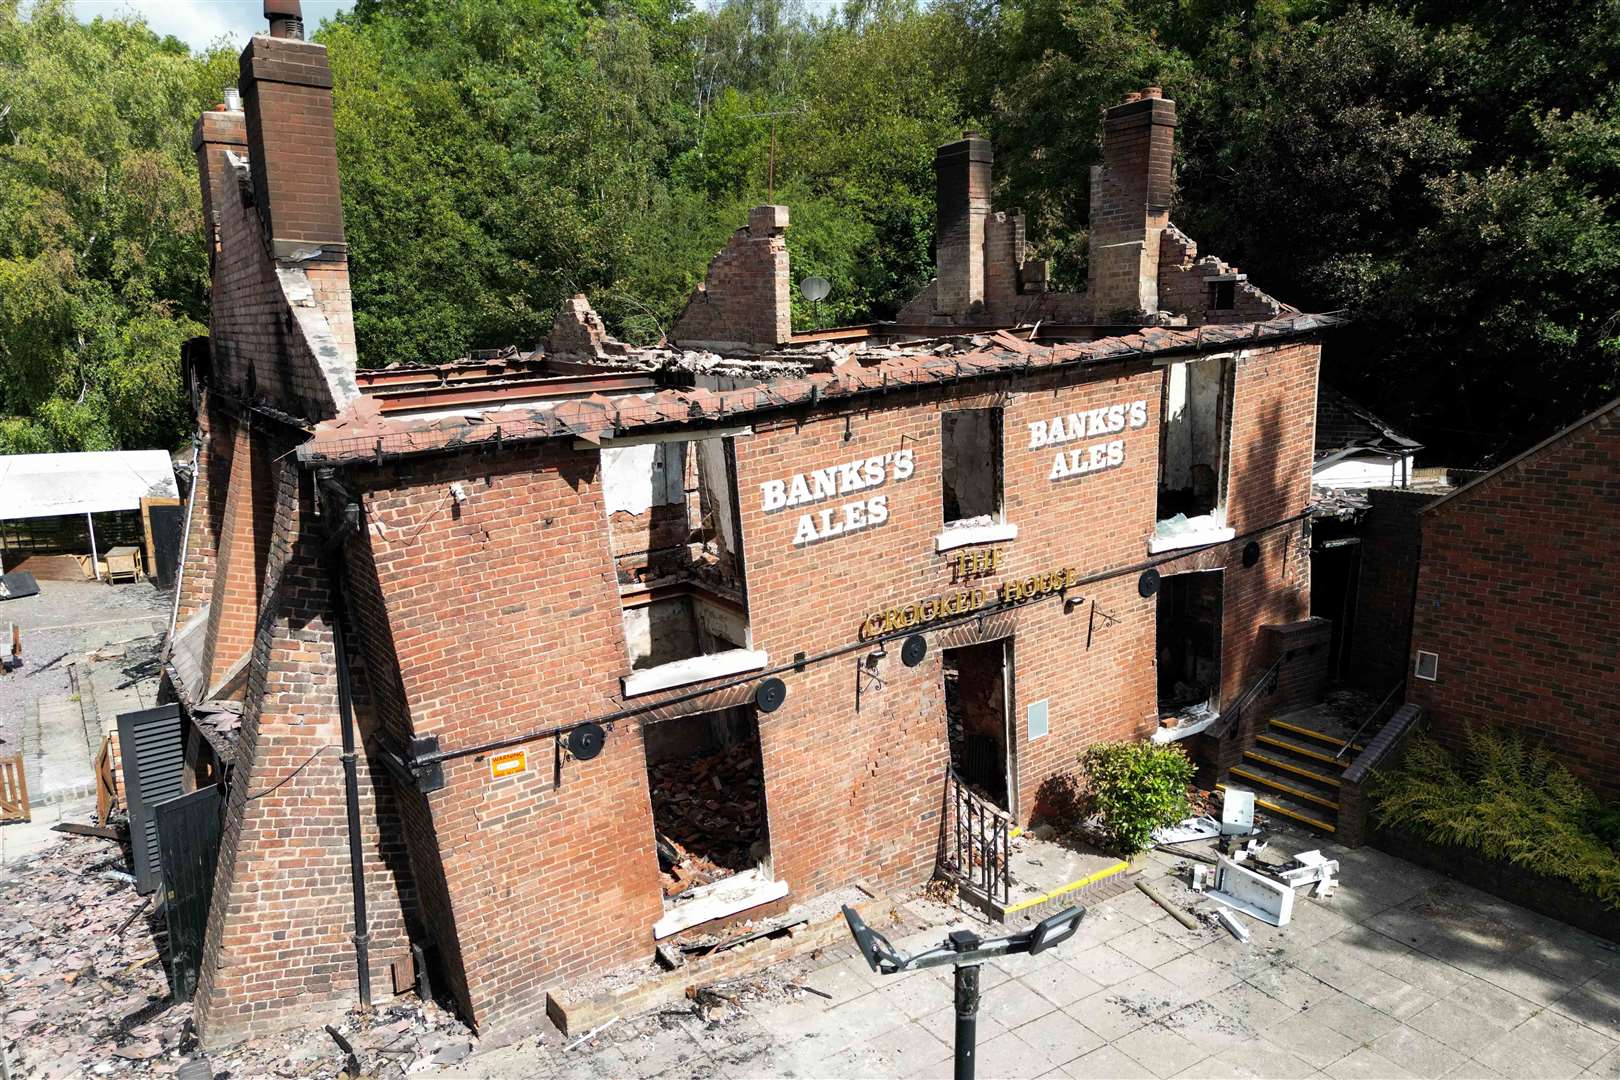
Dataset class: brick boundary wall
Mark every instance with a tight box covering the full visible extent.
[1407,403,1620,802]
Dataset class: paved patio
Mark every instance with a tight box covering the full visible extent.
[445,823,1619,1079]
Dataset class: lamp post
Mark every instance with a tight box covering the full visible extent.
[842,904,1086,1080]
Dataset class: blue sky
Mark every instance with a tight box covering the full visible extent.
[69,1,355,52]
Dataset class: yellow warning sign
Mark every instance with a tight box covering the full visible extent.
[489,750,527,779]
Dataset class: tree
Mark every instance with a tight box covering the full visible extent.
[0,0,233,452]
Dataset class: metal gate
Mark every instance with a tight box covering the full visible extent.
[117,704,185,894]
[154,785,223,1002]
[939,768,1011,906]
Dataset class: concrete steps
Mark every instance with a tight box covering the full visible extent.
[1221,712,1359,835]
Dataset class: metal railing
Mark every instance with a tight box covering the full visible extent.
[1209,656,1283,740]
[1335,680,1405,761]
[940,768,1011,906]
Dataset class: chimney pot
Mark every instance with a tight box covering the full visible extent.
[264,0,304,39]
[1123,92,1142,103]
[1143,86,1163,99]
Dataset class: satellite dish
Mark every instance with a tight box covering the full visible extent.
[1138,569,1162,598]
[755,677,788,713]
[900,635,928,668]
[567,722,606,761]
[799,276,831,302]
[1242,541,1262,568]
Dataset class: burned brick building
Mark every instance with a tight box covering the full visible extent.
[160,7,1336,1047]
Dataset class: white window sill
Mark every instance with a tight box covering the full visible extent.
[1148,513,1234,554]
[935,522,1018,552]
[653,867,789,939]
[622,648,768,698]
[1152,710,1222,743]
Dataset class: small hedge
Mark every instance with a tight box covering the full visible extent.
[1082,741,1195,855]
[1373,727,1620,910]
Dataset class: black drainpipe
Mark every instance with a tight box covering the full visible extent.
[317,470,372,1009]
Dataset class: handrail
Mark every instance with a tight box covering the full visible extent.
[1335,680,1404,761]
[1210,655,1282,739]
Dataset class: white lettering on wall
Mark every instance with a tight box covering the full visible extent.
[762,448,914,546]
[1028,399,1147,483]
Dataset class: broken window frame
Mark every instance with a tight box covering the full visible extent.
[937,407,1018,553]
[644,704,788,941]
[1155,569,1224,730]
[1150,355,1237,554]
[592,427,767,697]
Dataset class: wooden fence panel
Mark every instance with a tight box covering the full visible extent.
[0,753,31,824]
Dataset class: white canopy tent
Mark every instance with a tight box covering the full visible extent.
[0,450,179,579]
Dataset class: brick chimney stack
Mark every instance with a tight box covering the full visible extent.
[192,104,248,262]
[934,132,993,316]
[239,2,345,261]
[1087,87,1177,321]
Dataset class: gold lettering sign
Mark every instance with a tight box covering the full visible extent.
[859,564,1082,640]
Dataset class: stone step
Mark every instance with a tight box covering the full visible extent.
[1228,763,1340,811]
[1217,782,1337,834]
[1253,732,1351,771]
[1269,718,1363,754]
[1240,750,1341,789]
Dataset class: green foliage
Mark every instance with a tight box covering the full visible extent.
[8,0,1619,463]
[1081,741,1195,855]
[0,0,227,453]
[1373,729,1620,909]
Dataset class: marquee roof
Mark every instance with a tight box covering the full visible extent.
[0,450,179,521]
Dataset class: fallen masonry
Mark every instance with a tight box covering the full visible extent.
[0,833,471,1079]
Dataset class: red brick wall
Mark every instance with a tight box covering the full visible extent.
[352,446,664,1037]
[200,417,277,689]
[1408,405,1620,801]
[669,206,791,348]
[175,401,227,628]
[195,460,416,1047]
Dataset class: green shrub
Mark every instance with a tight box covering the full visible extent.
[1373,728,1620,909]
[1081,742,1196,855]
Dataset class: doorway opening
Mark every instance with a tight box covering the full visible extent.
[645,704,770,900]
[943,639,1013,813]
[1157,570,1223,721]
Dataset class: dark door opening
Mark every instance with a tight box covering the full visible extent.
[1157,571,1223,719]
[1310,522,1361,684]
[943,640,1013,812]
[645,704,770,899]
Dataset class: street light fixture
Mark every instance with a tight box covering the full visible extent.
[842,904,1086,1080]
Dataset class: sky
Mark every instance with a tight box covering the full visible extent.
[68,0,355,52]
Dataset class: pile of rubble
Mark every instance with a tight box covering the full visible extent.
[0,833,177,1078]
[0,833,471,1078]
[649,742,766,897]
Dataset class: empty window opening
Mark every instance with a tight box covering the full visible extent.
[646,705,770,900]
[942,409,1003,527]
[1157,570,1223,720]
[1209,280,1236,311]
[1155,358,1234,551]
[602,436,763,694]
[943,639,1014,812]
